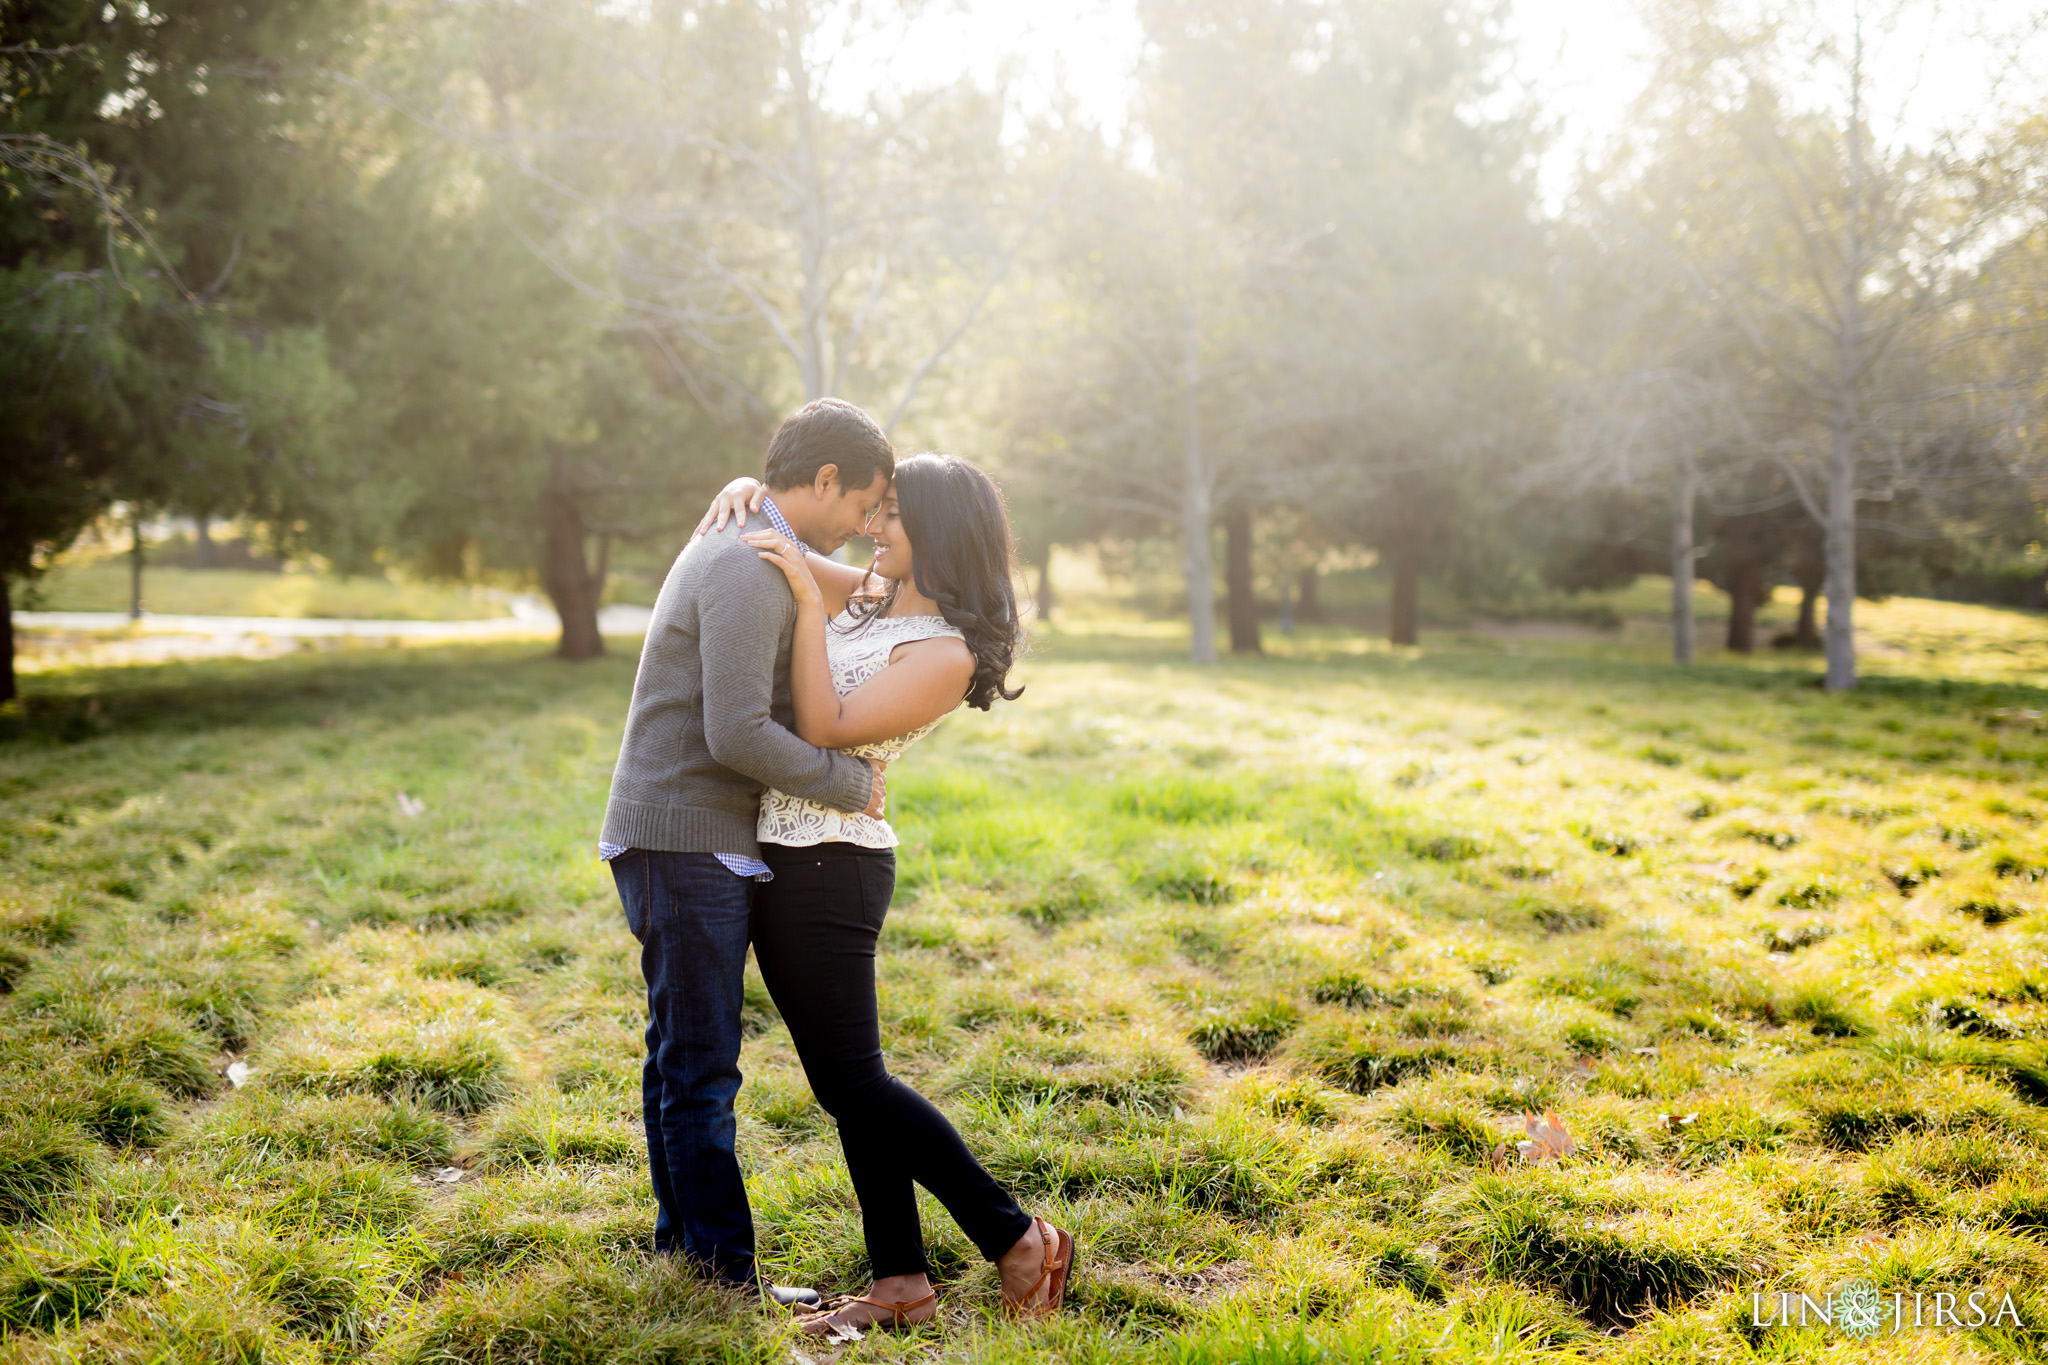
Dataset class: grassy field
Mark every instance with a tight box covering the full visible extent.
[3,603,2048,1363]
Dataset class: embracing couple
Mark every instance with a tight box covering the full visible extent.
[597,398,1071,1336]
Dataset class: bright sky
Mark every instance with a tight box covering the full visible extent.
[823,0,2048,209]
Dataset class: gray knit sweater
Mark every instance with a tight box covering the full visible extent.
[599,520,874,858]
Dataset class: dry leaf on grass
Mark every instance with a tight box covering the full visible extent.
[1659,1112,1699,1132]
[1517,1110,1576,1163]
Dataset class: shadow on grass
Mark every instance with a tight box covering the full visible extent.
[3,644,640,745]
[10,626,2048,748]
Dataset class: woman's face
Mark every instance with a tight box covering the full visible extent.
[865,483,916,583]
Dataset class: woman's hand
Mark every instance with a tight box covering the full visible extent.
[692,476,766,540]
[744,530,824,608]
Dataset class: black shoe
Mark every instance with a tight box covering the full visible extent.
[751,1282,823,1310]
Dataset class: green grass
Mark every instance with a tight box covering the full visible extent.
[3,599,2048,1361]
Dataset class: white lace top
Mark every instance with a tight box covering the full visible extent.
[758,611,966,850]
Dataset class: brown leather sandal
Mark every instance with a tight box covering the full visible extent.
[1003,1218,1074,1321]
[796,1288,937,1335]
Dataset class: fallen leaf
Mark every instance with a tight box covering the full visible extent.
[1629,1046,1659,1056]
[396,793,427,818]
[1659,1112,1699,1132]
[432,1167,465,1184]
[1486,1143,1509,1173]
[825,1319,863,1343]
[1520,1110,1576,1163]
[225,1060,252,1089]
[790,1353,819,1365]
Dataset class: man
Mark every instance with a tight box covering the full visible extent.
[599,397,894,1304]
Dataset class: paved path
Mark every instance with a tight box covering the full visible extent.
[15,602,654,638]
[12,601,654,669]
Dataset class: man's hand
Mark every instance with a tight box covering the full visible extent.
[863,761,888,820]
[692,476,767,540]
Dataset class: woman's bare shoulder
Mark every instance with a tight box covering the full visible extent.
[888,631,974,673]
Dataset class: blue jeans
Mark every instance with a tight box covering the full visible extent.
[610,850,756,1284]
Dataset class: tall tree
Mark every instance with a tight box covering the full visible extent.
[1,0,360,698]
[1008,0,1534,662]
[1629,0,2047,688]
[1192,0,1537,649]
[330,0,1039,650]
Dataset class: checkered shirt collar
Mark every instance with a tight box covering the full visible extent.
[758,494,809,557]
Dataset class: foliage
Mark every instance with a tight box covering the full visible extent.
[0,2,373,698]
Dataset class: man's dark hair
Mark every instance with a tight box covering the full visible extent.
[763,398,895,493]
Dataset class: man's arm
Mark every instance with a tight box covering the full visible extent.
[691,475,874,615]
[697,548,878,814]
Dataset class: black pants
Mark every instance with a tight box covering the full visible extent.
[753,842,1033,1278]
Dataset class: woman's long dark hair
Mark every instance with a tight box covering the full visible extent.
[843,453,1024,710]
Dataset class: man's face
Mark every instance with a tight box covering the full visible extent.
[814,472,890,553]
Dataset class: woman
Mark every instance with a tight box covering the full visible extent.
[695,454,1072,1335]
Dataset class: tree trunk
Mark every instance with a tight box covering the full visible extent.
[1389,534,1420,646]
[194,512,215,569]
[1824,66,1864,692]
[1035,543,1055,624]
[1792,582,1822,647]
[1181,310,1216,664]
[1297,567,1319,621]
[1785,544,1824,648]
[540,454,605,661]
[1671,458,1695,665]
[1224,504,1260,654]
[1278,577,1293,634]
[1724,559,1763,653]
[129,514,145,620]
[1823,435,1857,689]
[1,574,15,705]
